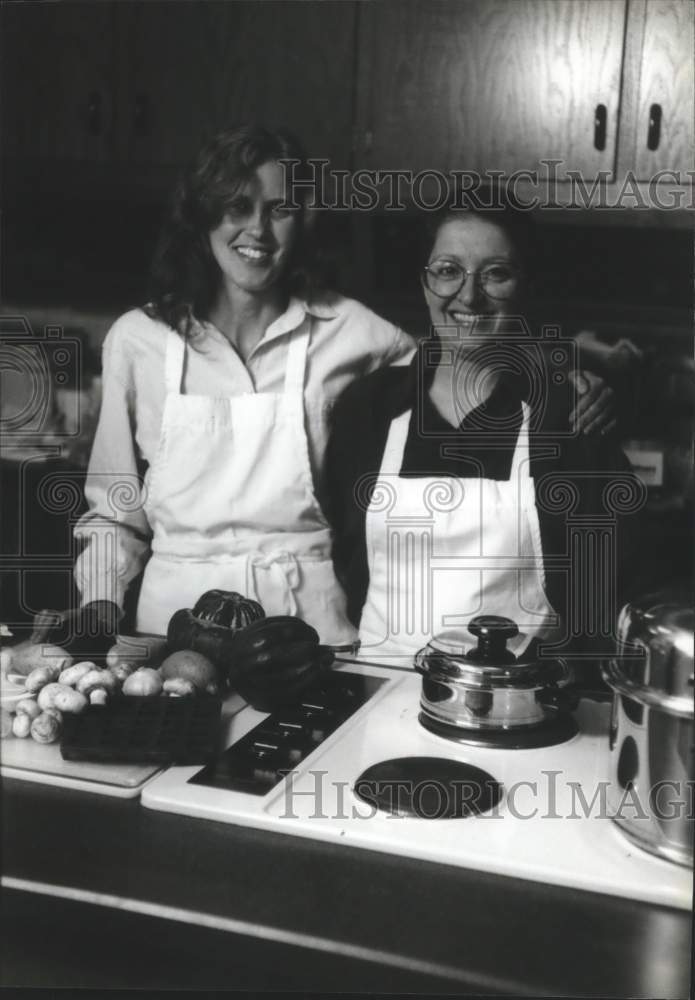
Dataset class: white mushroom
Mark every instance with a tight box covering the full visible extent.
[76,669,118,697]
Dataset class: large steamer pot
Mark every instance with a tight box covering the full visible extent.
[602,592,694,867]
[415,615,572,731]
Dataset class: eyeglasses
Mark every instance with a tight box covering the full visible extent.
[423,260,522,300]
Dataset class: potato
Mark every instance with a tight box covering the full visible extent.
[37,682,73,711]
[58,662,97,687]
[90,689,109,706]
[53,688,88,714]
[2,642,73,678]
[25,665,62,693]
[31,712,62,744]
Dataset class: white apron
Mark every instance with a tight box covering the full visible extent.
[358,402,559,663]
[136,325,355,645]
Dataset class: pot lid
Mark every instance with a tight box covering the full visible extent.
[615,589,694,699]
[416,616,564,688]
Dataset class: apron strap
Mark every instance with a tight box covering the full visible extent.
[164,329,186,395]
[510,402,532,480]
[381,410,412,474]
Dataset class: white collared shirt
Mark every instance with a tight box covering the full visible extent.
[74,294,415,609]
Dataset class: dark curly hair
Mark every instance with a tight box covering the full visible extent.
[145,124,324,335]
[423,183,538,273]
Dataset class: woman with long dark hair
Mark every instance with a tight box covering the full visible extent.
[69,125,414,644]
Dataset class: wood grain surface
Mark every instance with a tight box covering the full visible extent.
[632,0,695,178]
[358,0,627,178]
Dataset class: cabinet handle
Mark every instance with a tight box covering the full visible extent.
[86,91,102,136]
[647,103,662,151]
[593,103,607,151]
[133,93,152,137]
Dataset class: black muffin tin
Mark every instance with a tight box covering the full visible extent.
[60,694,222,765]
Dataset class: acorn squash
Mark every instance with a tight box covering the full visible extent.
[192,590,265,630]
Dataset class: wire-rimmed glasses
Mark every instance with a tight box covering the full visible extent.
[423,260,522,300]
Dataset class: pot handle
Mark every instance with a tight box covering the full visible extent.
[602,659,694,718]
[414,648,428,674]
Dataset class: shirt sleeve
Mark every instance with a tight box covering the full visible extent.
[73,324,152,612]
[382,325,416,367]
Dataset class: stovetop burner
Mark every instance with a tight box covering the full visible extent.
[418,710,578,749]
[353,756,502,818]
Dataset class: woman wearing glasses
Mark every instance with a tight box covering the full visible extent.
[324,196,642,663]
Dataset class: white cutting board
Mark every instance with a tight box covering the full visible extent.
[0,737,162,798]
[0,657,161,797]
[1,675,160,797]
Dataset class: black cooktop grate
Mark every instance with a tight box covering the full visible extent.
[190,671,385,795]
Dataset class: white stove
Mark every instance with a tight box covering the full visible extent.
[142,659,693,911]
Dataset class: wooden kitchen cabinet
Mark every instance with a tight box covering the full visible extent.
[355,0,694,187]
[355,0,628,179]
[1,2,118,164]
[619,0,695,180]
[1,0,356,185]
[117,0,356,168]
[1,0,691,211]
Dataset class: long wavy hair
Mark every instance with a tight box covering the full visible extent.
[145,124,323,335]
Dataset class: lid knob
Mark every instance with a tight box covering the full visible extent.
[467,616,518,664]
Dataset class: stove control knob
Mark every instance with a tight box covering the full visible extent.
[466,616,518,664]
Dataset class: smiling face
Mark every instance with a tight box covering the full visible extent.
[422,214,525,337]
[208,159,299,298]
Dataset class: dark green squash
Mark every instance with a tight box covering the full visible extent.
[224,616,333,710]
[166,592,264,674]
[192,590,265,630]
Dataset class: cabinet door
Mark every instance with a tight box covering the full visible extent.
[1,2,117,162]
[356,0,626,178]
[631,0,694,179]
[118,1,356,170]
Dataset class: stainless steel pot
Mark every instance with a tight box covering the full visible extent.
[602,591,694,867]
[415,615,572,731]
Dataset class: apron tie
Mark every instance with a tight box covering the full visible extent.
[245,551,300,616]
